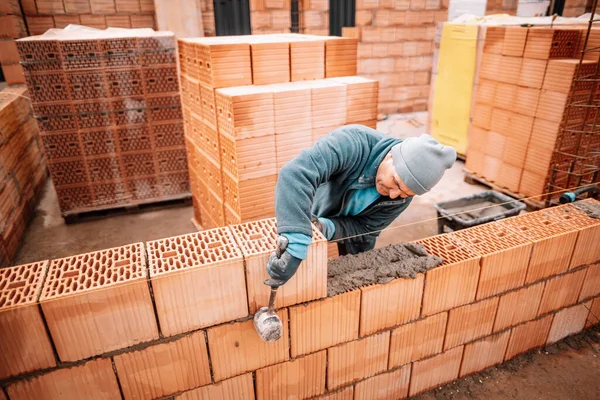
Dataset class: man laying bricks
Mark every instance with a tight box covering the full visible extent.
[267,124,457,284]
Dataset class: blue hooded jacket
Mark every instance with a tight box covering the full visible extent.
[275,124,412,255]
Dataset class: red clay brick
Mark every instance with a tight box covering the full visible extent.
[538,269,587,316]
[505,315,553,360]
[359,274,424,336]
[494,282,545,332]
[114,330,211,399]
[416,234,481,315]
[255,351,326,400]
[207,309,289,381]
[0,261,56,379]
[453,223,532,299]
[389,312,447,369]
[586,297,600,328]
[6,358,121,400]
[580,263,600,301]
[312,386,354,400]
[40,243,158,361]
[500,213,579,284]
[289,290,360,357]
[147,228,248,336]
[547,302,591,344]
[444,297,499,350]
[230,218,327,314]
[409,346,464,396]
[176,373,254,400]
[460,331,510,377]
[327,331,390,390]
[354,365,411,400]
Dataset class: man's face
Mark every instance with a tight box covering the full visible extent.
[375,153,416,199]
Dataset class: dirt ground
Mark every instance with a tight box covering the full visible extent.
[414,327,600,400]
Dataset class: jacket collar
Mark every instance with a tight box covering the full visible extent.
[351,136,402,189]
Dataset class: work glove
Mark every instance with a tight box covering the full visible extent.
[266,236,302,284]
[312,217,335,240]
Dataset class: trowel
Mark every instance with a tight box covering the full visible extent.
[253,237,287,342]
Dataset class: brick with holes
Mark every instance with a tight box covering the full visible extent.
[229,218,327,314]
[537,268,587,316]
[460,330,510,377]
[444,297,499,350]
[499,212,579,284]
[147,228,248,336]
[453,222,532,299]
[40,243,158,361]
[415,233,481,315]
[505,315,553,360]
[0,261,56,379]
[409,346,464,396]
[176,373,255,400]
[493,281,545,332]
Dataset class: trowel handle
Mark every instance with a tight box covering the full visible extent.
[275,236,289,257]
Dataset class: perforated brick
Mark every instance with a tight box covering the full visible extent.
[121,151,156,178]
[499,213,579,284]
[47,158,88,187]
[580,263,600,301]
[86,155,122,183]
[106,68,144,97]
[116,125,151,153]
[453,223,532,299]
[416,234,481,315]
[543,202,600,269]
[289,290,360,357]
[189,39,252,88]
[325,37,358,78]
[494,282,545,332]
[250,39,290,85]
[444,297,499,350]
[409,346,464,397]
[25,72,69,103]
[505,315,553,360]
[215,86,274,140]
[152,121,185,149]
[143,66,179,94]
[289,38,325,81]
[538,268,587,316]
[0,261,56,379]
[147,228,247,336]
[460,331,511,378]
[40,243,158,361]
[55,184,93,212]
[360,274,424,336]
[524,28,580,59]
[207,309,289,381]
[229,218,327,314]
[176,373,255,400]
[354,365,410,400]
[40,131,83,160]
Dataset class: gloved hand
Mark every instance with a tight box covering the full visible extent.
[266,236,302,284]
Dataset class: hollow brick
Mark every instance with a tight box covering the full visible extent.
[359,274,424,336]
[0,261,56,379]
[538,268,587,316]
[460,331,510,377]
[444,297,499,350]
[176,373,255,400]
[494,282,545,332]
[499,212,578,284]
[580,263,600,301]
[505,315,553,360]
[187,39,252,88]
[255,351,326,400]
[249,39,290,85]
[207,309,289,381]
[230,218,327,314]
[409,346,464,396]
[313,386,354,400]
[40,243,158,361]
[547,302,591,344]
[6,358,121,400]
[289,38,325,81]
[389,312,447,369]
[327,331,390,390]
[416,233,481,315]
[354,364,411,400]
[215,85,275,140]
[289,290,360,357]
[453,223,532,299]
[147,228,248,336]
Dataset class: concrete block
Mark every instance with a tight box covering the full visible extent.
[354,365,411,400]
[444,297,499,350]
[547,302,591,344]
[538,269,587,316]
[289,290,360,357]
[505,315,553,360]
[114,330,211,399]
[409,346,464,396]
[494,282,545,332]
[460,331,510,377]
[389,312,447,369]
[255,351,326,400]
[207,309,289,381]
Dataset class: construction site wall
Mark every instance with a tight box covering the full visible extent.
[1,199,599,399]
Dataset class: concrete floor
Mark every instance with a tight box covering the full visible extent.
[14,112,487,265]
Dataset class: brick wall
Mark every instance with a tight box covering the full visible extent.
[0,0,27,84]
[1,200,599,398]
[485,0,518,15]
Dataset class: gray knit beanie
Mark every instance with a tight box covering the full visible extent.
[390,134,456,195]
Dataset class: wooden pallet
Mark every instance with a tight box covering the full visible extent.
[63,193,192,224]
[463,169,545,212]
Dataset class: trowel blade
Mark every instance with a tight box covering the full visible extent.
[253,306,283,343]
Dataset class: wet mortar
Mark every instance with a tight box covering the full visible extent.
[572,201,600,219]
[326,242,443,297]
[444,200,508,221]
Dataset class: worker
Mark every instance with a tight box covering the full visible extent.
[267,124,456,284]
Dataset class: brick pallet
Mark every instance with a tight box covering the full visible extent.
[0,0,27,84]
[0,200,599,398]
[0,86,46,268]
[178,34,377,229]
[467,25,600,202]
[16,29,190,218]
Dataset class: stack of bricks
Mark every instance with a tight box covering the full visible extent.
[343,0,448,114]
[250,0,292,34]
[0,0,27,84]
[16,29,189,217]
[466,25,600,198]
[177,34,377,229]
[20,0,156,35]
[0,86,46,268]
[485,0,518,15]
[1,200,599,398]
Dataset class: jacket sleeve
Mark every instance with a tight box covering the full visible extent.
[275,128,365,237]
